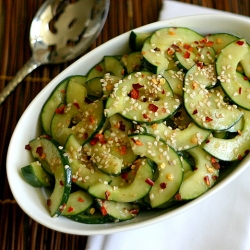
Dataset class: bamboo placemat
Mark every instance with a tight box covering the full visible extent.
[0,0,249,249]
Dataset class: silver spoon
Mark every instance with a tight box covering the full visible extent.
[0,0,110,105]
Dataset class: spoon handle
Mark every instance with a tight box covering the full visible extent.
[0,58,40,105]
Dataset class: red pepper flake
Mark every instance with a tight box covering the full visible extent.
[236,40,245,46]
[192,109,198,115]
[100,206,108,216]
[184,51,191,59]
[160,182,167,189]
[238,155,243,160]
[206,139,210,143]
[212,161,220,170]
[194,167,198,171]
[128,208,139,215]
[95,64,103,72]
[90,137,99,145]
[148,103,158,112]
[105,190,110,200]
[72,177,77,182]
[131,138,143,146]
[88,115,95,124]
[55,105,66,114]
[60,180,64,187]
[130,88,140,99]
[244,76,249,80]
[78,197,84,202]
[145,177,154,186]
[245,149,250,155]
[238,87,242,94]
[118,121,126,131]
[196,61,204,69]
[61,89,66,93]
[67,206,74,213]
[143,113,150,120]
[25,144,31,150]
[212,175,218,181]
[171,44,182,52]
[36,146,44,157]
[121,172,128,179]
[183,43,193,52]
[204,176,210,186]
[205,116,213,122]
[96,133,107,144]
[47,199,52,207]
[120,145,127,155]
[73,102,80,109]
[175,193,182,201]
[84,132,89,140]
[132,83,144,89]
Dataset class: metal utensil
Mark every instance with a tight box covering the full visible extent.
[0,0,110,105]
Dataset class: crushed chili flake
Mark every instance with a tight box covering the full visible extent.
[88,115,95,124]
[118,121,126,131]
[25,144,32,150]
[192,109,198,115]
[72,177,77,182]
[100,206,108,216]
[148,103,158,112]
[244,76,249,80]
[132,83,144,89]
[212,175,218,181]
[73,102,80,109]
[36,146,43,157]
[245,149,250,155]
[160,182,167,189]
[68,206,74,213]
[78,197,84,202]
[239,87,242,94]
[212,161,220,170]
[121,172,128,179]
[131,138,143,146]
[238,155,243,160]
[145,177,154,186]
[120,145,127,155]
[196,62,204,68]
[47,199,52,207]
[61,89,66,93]
[90,137,99,145]
[105,190,110,200]
[171,44,181,52]
[175,193,182,201]
[129,208,139,215]
[204,176,210,186]
[184,51,191,59]
[60,180,64,186]
[95,64,103,72]
[236,40,245,46]
[55,105,66,114]
[205,116,213,122]
[130,88,140,99]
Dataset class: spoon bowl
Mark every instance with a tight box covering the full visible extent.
[0,0,110,104]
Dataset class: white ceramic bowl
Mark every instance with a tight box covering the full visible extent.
[7,14,250,235]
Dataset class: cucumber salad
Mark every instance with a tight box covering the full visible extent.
[21,27,250,224]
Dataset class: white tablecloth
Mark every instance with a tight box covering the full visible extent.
[86,2,250,249]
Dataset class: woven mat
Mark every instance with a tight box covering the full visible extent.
[0,0,249,249]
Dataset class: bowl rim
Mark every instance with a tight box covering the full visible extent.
[7,13,250,235]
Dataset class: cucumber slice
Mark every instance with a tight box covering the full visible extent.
[96,199,139,221]
[142,27,204,74]
[178,145,219,200]
[184,63,243,130]
[216,39,250,110]
[68,210,113,224]
[29,138,71,217]
[162,69,184,97]
[129,31,152,51]
[51,100,105,146]
[129,134,183,208]
[144,122,210,151]
[66,78,88,110]
[104,56,125,78]
[21,161,53,187]
[62,190,94,216]
[87,61,107,81]
[64,135,112,189]
[203,109,250,161]
[88,158,153,202]
[206,33,239,54]
[105,71,181,123]
[121,51,144,74]
[41,78,68,135]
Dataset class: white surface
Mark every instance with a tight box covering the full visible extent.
[7,0,250,242]
[85,1,250,250]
